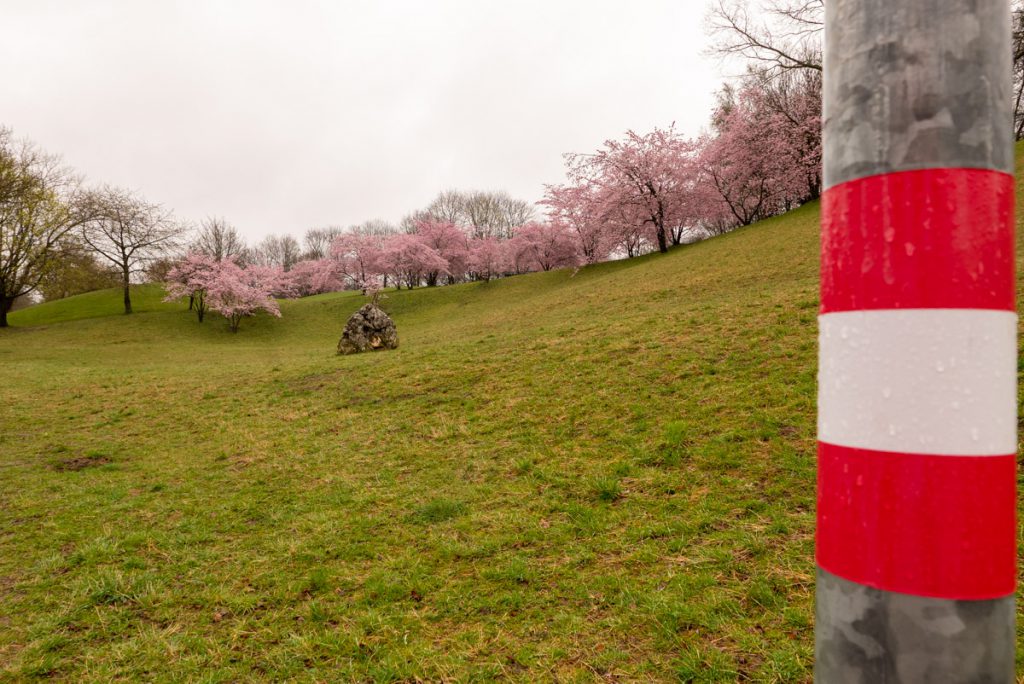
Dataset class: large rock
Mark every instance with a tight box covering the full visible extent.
[337,303,399,355]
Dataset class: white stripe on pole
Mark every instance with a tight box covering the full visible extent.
[818,309,1018,456]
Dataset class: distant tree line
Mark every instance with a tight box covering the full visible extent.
[16,0,1020,330]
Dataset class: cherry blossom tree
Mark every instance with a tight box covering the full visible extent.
[466,237,509,281]
[563,126,696,254]
[413,219,469,285]
[330,232,384,286]
[377,234,448,289]
[245,263,291,299]
[540,183,615,265]
[698,78,819,227]
[164,252,219,322]
[205,259,281,332]
[755,70,822,201]
[286,258,347,297]
[510,223,579,272]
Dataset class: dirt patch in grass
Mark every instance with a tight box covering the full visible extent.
[51,454,111,471]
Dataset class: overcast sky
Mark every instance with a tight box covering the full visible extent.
[2,1,726,242]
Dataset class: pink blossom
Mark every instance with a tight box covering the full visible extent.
[377,234,449,289]
[287,259,347,297]
[413,219,469,285]
[205,260,282,332]
[330,232,384,285]
[164,252,219,322]
[466,237,510,281]
[510,222,579,272]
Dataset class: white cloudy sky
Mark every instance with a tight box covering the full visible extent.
[2,1,726,241]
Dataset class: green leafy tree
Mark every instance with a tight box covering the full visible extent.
[35,236,120,302]
[0,128,93,327]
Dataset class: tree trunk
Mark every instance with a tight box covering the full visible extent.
[122,268,132,314]
[0,295,11,328]
[656,225,668,253]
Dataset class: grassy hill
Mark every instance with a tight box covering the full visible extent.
[0,158,1019,680]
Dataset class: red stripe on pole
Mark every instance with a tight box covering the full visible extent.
[816,441,1016,600]
[821,168,1015,314]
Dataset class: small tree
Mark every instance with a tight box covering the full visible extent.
[81,187,181,314]
[206,260,281,332]
[164,253,219,322]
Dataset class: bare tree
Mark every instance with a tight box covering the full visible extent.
[81,187,181,314]
[462,191,505,238]
[416,189,535,238]
[350,219,398,237]
[712,0,1024,137]
[707,0,823,78]
[255,234,302,270]
[424,190,465,224]
[0,129,95,327]
[399,211,430,234]
[192,216,249,263]
[496,194,536,237]
[302,226,345,259]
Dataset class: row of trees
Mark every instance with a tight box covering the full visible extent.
[17,0,967,329]
[539,72,820,263]
[530,0,832,263]
[0,123,551,330]
[167,217,580,324]
[176,187,538,274]
[162,215,580,331]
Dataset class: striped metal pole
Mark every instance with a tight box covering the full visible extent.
[816,1,1016,681]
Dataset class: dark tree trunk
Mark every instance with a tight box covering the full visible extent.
[0,295,11,328]
[656,225,668,253]
[122,268,132,315]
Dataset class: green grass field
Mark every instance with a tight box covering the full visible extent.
[1,154,1022,681]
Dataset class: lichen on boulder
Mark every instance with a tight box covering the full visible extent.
[337,303,398,355]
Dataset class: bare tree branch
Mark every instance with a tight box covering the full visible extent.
[707,0,823,78]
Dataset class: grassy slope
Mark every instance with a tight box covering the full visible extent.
[0,149,1019,681]
[8,284,178,327]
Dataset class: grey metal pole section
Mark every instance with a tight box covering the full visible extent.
[816,1,1016,681]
